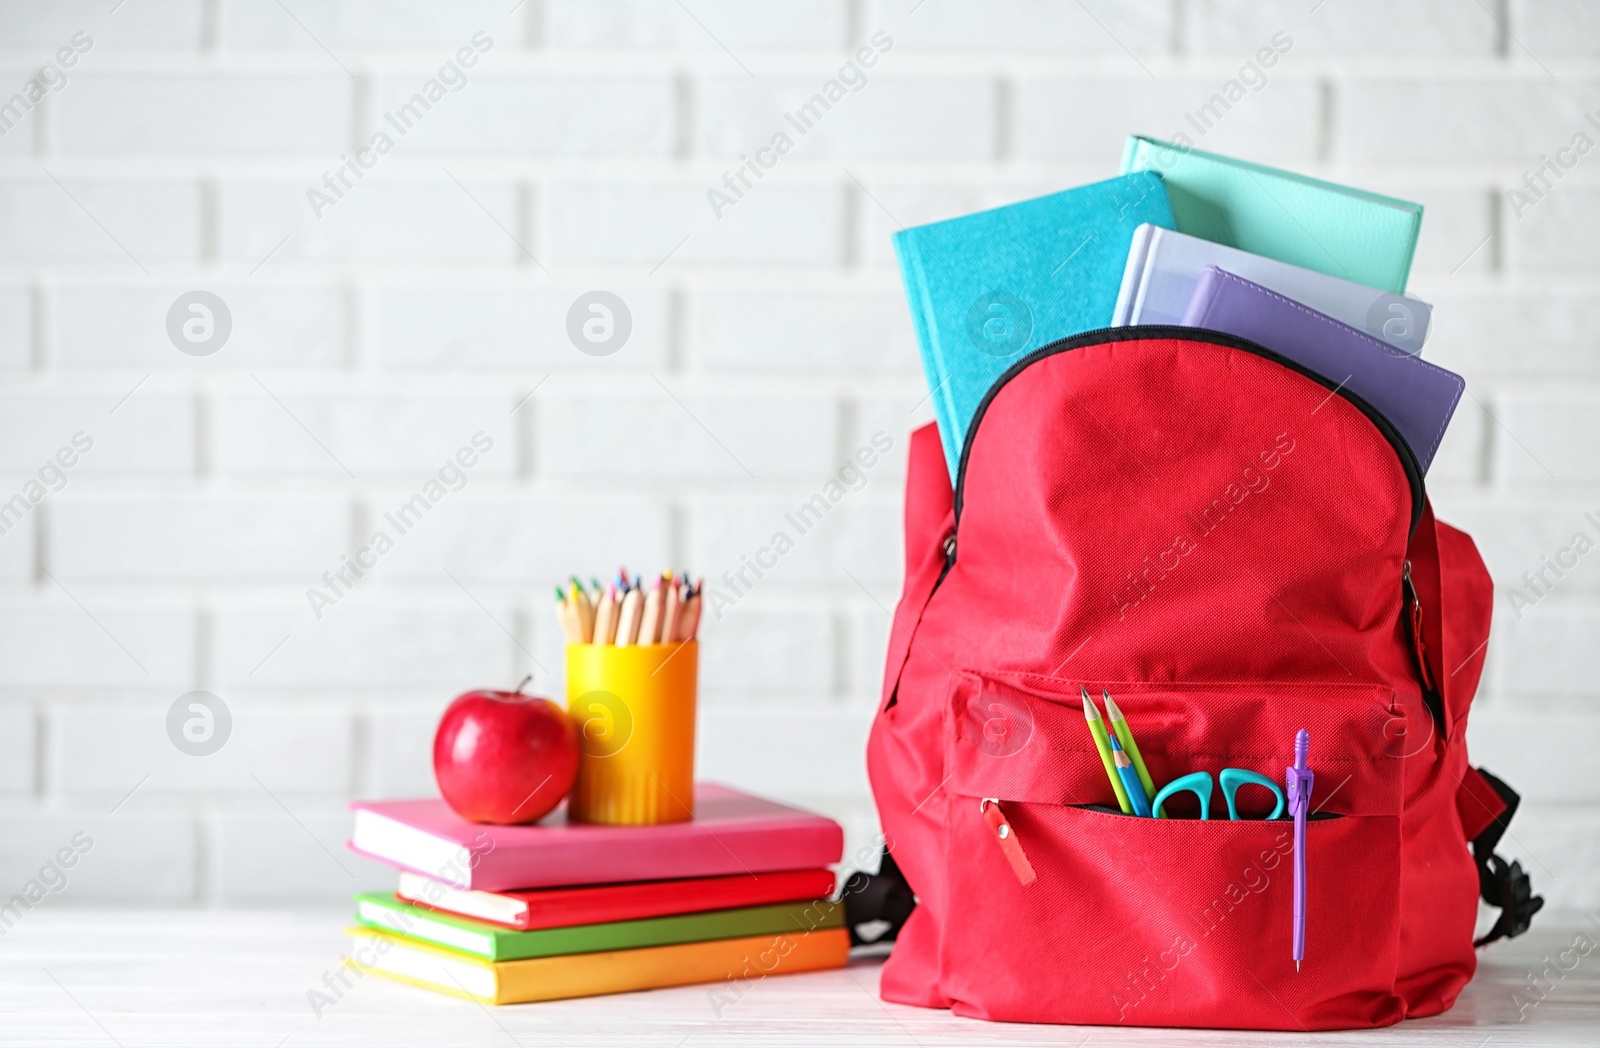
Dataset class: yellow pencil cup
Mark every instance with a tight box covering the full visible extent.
[565,641,697,825]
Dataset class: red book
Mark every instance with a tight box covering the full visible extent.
[395,868,839,931]
[348,783,844,893]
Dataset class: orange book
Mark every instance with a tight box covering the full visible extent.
[346,924,850,1004]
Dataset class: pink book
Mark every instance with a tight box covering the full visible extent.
[347,783,844,892]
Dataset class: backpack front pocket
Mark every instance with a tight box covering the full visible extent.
[939,672,1409,1030]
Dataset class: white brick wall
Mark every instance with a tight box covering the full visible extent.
[546,181,847,267]
[0,285,30,369]
[0,704,36,793]
[50,701,354,796]
[1015,75,1323,164]
[56,71,355,156]
[52,282,350,368]
[547,1,850,52]
[697,74,1000,162]
[0,177,201,262]
[1,0,1598,913]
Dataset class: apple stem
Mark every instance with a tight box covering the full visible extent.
[514,673,533,694]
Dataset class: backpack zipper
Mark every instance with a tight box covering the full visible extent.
[935,531,957,586]
[948,325,1425,538]
[979,798,1037,886]
[929,326,1440,733]
[1402,559,1446,733]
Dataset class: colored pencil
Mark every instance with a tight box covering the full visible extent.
[568,578,595,643]
[676,583,702,642]
[554,586,579,644]
[616,584,643,646]
[592,585,619,645]
[1082,686,1133,814]
[638,578,664,645]
[556,569,704,646]
[1103,691,1161,817]
[662,577,682,642]
[1110,734,1151,817]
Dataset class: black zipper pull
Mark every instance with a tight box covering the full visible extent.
[942,532,957,562]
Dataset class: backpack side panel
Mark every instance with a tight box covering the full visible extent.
[869,421,956,1008]
[1391,508,1496,1014]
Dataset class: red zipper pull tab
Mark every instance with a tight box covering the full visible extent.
[979,798,1037,886]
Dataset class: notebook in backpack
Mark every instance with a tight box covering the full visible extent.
[852,327,1540,1030]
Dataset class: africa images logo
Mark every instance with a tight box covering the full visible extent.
[166,691,232,757]
[166,291,232,356]
[965,291,1033,358]
[566,291,632,357]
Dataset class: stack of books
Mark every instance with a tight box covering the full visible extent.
[344,783,849,1005]
[894,134,1463,486]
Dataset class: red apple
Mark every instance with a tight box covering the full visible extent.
[433,680,579,825]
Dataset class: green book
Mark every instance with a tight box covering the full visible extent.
[1121,135,1423,294]
[353,893,842,962]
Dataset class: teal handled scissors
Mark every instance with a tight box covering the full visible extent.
[1152,769,1286,820]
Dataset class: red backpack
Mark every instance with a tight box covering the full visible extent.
[846,327,1541,1030]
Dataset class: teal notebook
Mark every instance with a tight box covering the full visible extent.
[1121,135,1423,295]
[893,172,1174,480]
[354,892,841,962]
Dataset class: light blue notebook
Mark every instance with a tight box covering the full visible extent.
[893,173,1174,480]
[1121,135,1423,294]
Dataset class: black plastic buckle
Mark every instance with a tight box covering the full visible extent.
[1474,854,1544,948]
[840,848,916,947]
[1469,768,1544,948]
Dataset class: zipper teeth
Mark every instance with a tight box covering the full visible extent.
[926,325,1434,720]
[1070,803,1342,822]
[1402,558,1444,731]
[948,324,1425,536]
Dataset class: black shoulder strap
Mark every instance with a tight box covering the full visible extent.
[839,846,916,947]
[1470,769,1543,947]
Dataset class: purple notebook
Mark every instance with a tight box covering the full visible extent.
[1181,266,1464,473]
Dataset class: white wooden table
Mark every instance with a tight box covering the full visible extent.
[2,910,1595,1046]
